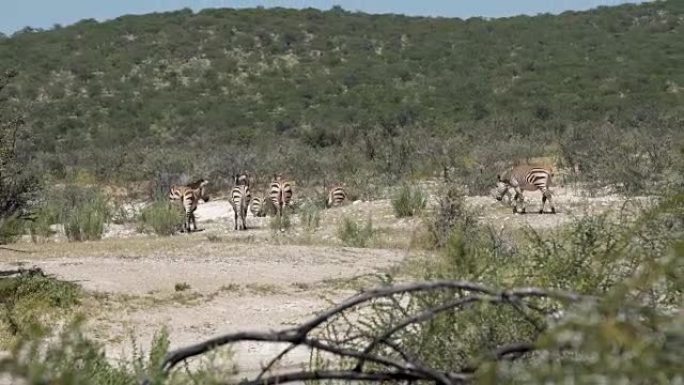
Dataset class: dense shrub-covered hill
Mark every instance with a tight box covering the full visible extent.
[1,2,682,186]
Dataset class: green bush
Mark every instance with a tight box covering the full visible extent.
[138,201,183,236]
[392,185,427,218]
[63,196,110,242]
[337,217,374,247]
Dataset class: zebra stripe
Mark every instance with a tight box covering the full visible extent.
[230,184,251,230]
[326,186,347,208]
[250,196,267,217]
[270,174,294,229]
[496,166,555,214]
[169,179,209,232]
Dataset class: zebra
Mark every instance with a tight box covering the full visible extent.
[250,196,268,217]
[169,179,210,232]
[269,174,294,229]
[230,182,251,230]
[234,171,250,187]
[495,166,555,214]
[326,185,347,208]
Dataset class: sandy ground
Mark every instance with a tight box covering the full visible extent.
[0,185,644,378]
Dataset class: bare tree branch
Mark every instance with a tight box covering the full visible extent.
[240,369,470,385]
[153,281,589,385]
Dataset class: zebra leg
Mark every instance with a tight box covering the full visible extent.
[540,189,547,214]
[516,188,526,214]
[279,204,285,232]
[184,211,192,233]
[190,212,197,232]
[234,210,238,231]
[545,190,556,214]
[512,187,524,214]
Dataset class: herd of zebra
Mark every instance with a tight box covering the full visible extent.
[168,172,347,232]
[167,165,555,233]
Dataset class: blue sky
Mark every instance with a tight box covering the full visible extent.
[2,0,645,35]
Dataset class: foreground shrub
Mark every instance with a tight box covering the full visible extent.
[138,201,183,236]
[337,217,374,247]
[392,185,427,218]
[0,272,80,346]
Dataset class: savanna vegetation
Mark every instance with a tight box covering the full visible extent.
[0,1,682,195]
[0,1,683,384]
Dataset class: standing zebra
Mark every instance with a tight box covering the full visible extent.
[230,183,251,230]
[250,196,268,217]
[270,174,294,230]
[496,166,555,214]
[169,179,210,232]
[326,185,347,208]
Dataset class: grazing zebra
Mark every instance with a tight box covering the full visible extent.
[230,183,251,230]
[269,174,294,229]
[496,166,555,214]
[250,196,267,217]
[326,185,347,208]
[169,179,210,232]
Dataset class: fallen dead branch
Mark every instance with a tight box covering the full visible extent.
[145,280,589,385]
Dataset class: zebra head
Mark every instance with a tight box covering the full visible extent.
[234,172,250,187]
[495,173,510,201]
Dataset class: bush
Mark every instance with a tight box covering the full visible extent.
[392,185,427,218]
[337,217,374,247]
[0,273,80,345]
[59,188,110,241]
[138,201,183,236]
[425,183,477,249]
[28,186,112,242]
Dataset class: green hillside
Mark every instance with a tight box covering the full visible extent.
[1,2,683,190]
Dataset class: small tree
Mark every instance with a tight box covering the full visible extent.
[1,70,39,242]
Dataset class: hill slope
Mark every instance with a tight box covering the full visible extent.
[1,2,683,185]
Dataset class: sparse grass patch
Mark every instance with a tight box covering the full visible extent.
[392,185,427,218]
[244,283,280,295]
[337,216,374,248]
[174,282,191,292]
[138,201,183,236]
[291,282,311,291]
[218,283,241,293]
